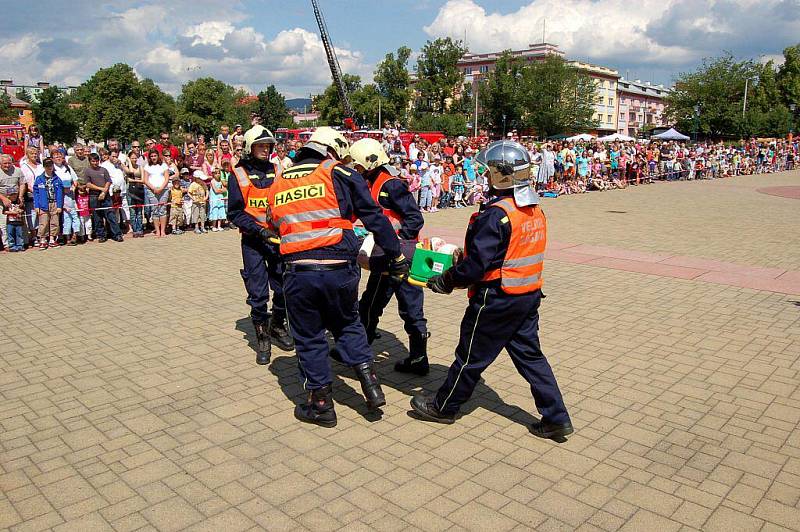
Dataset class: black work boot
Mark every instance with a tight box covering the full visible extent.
[530,420,574,440]
[294,385,337,427]
[253,321,271,365]
[395,331,430,376]
[269,315,294,351]
[354,362,386,410]
[410,394,455,424]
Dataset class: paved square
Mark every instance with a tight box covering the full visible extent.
[1,172,799,531]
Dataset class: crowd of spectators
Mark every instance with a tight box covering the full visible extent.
[0,121,797,253]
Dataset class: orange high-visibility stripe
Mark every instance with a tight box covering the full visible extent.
[266,159,353,254]
[481,197,546,294]
[370,170,403,234]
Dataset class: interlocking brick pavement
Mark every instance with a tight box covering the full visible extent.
[1,171,799,531]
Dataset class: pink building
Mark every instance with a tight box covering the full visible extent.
[617,79,670,137]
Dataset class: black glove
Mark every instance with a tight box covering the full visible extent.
[387,254,411,281]
[258,227,279,245]
[427,271,455,294]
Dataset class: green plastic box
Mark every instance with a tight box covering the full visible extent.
[410,248,454,282]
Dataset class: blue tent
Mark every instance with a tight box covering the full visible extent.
[653,128,690,141]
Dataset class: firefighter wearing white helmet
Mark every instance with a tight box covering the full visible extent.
[262,129,409,427]
[409,140,574,441]
[343,138,429,375]
[303,126,351,161]
[227,125,294,366]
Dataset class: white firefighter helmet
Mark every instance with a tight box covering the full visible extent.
[305,126,350,161]
[350,138,390,172]
[242,125,276,157]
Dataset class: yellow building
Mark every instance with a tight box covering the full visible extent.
[567,61,620,135]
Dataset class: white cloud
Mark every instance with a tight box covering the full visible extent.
[0,1,371,98]
[424,0,800,82]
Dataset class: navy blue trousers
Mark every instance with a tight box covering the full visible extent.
[359,271,427,338]
[434,287,571,424]
[283,263,373,390]
[240,234,285,324]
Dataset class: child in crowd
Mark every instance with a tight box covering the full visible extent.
[188,171,208,233]
[5,199,24,251]
[76,183,92,241]
[451,167,466,207]
[169,177,185,235]
[208,168,227,232]
[33,158,64,250]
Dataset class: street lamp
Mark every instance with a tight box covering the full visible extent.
[693,104,700,143]
[790,103,797,136]
[502,114,507,138]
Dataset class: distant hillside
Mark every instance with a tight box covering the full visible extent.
[286,98,312,112]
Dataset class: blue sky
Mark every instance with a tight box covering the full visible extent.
[0,0,797,98]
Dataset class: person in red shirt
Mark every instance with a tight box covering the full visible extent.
[155,132,180,160]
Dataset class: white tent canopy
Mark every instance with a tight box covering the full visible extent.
[566,133,596,141]
[597,133,635,142]
[652,128,690,141]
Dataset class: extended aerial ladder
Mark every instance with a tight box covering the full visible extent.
[311,0,355,129]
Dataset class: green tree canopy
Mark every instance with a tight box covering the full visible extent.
[253,85,293,130]
[415,37,467,114]
[312,74,362,125]
[778,44,800,108]
[374,46,413,123]
[76,63,175,143]
[31,86,79,143]
[0,92,18,123]
[176,77,246,139]
[478,54,596,137]
[15,88,32,103]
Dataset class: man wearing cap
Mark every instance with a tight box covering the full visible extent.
[227,125,294,366]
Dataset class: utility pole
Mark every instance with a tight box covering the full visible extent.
[742,78,749,119]
[378,97,381,130]
[474,81,479,138]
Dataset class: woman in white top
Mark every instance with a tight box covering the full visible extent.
[143,149,169,238]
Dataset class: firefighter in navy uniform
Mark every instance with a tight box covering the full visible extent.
[266,127,409,427]
[409,141,574,441]
[348,138,429,375]
[227,126,294,365]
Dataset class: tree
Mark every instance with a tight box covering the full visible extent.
[0,92,18,123]
[176,77,243,138]
[519,56,597,137]
[76,63,175,142]
[664,54,760,138]
[31,87,79,143]
[15,88,32,103]
[410,113,468,137]
[374,46,413,123]
[415,37,467,114]
[351,84,382,128]
[138,79,175,139]
[312,74,362,125]
[778,44,800,107]
[253,85,292,129]
[480,52,526,134]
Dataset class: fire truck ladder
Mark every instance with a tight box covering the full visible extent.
[311,0,355,124]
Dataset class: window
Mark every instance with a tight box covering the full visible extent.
[608,97,614,107]
[480,65,489,73]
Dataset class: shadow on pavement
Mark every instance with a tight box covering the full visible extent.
[238,316,540,430]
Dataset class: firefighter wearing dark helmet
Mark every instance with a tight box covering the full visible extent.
[410,140,574,441]
[227,125,294,365]
[348,138,429,375]
[265,127,409,427]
